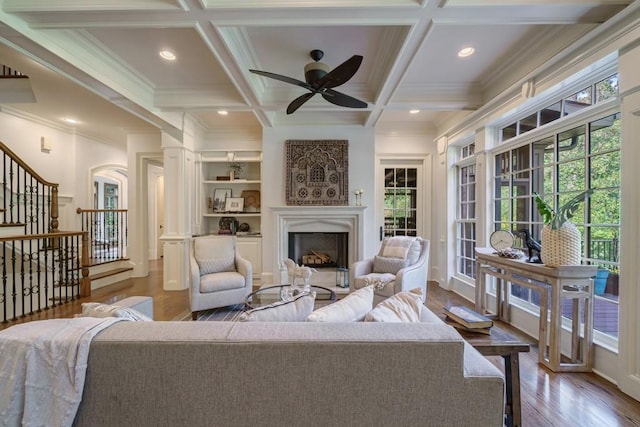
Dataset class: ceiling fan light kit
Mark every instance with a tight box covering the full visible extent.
[249,49,367,114]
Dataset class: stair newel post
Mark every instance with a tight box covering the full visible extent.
[80,231,91,297]
[50,184,59,234]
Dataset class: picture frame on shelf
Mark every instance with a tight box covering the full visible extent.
[225,197,244,213]
[213,188,232,213]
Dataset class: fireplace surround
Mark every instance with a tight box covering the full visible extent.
[272,206,365,284]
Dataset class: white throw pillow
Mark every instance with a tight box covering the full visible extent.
[364,288,424,322]
[81,302,152,321]
[306,285,374,322]
[194,236,235,275]
[238,292,316,322]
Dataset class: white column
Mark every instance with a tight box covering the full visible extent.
[161,133,194,291]
[618,37,640,401]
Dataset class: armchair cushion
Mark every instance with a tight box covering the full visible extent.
[364,288,423,322]
[194,236,235,275]
[238,292,316,322]
[199,271,246,293]
[372,255,409,274]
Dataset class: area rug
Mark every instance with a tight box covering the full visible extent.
[190,304,245,322]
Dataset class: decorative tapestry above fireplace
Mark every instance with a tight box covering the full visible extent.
[285,139,348,206]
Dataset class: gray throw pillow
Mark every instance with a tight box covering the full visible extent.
[373,255,409,274]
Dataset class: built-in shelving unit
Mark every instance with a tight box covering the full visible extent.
[197,150,263,278]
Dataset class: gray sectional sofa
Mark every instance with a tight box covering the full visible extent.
[72,298,505,427]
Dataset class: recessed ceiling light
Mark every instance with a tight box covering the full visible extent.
[409,109,420,114]
[217,110,228,116]
[458,47,475,58]
[159,50,176,61]
[62,118,79,124]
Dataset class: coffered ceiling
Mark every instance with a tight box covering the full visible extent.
[0,0,634,146]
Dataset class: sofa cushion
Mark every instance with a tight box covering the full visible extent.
[306,285,374,322]
[80,302,152,321]
[199,271,246,293]
[364,288,423,322]
[238,292,316,322]
[194,236,235,275]
[372,255,409,274]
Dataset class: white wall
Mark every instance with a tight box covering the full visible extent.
[0,110,126,231]
[262,125,375,281]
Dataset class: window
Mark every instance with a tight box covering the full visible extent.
[494,112,621,339]
[501,73,618,142]
[456,142,477,279]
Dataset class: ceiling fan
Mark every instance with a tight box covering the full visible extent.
[249,49,367,114]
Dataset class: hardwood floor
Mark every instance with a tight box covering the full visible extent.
[2,259,639,426]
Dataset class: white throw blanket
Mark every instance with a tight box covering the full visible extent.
[381,236,417,259]
[0,317,125,427]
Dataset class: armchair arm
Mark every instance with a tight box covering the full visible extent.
[189,250,202,301]
[350,258,374,292]
[394,240,430,300]
[235,253,253,288]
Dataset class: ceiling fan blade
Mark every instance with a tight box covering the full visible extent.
[287,92,316,114]
[322,89,367,109]
[249,69,312,91]
[315,55,363,89]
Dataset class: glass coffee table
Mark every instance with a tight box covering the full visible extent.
[245,284,337,310]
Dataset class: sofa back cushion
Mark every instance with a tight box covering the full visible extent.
[306,285,374,322]
[238,292,316,322]
[364,288,423,322]
[194,236,235,275]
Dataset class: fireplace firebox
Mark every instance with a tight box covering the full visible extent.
[288,232,348,269]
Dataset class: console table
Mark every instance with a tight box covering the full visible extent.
[475,247,597,372]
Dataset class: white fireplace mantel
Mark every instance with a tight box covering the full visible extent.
[271,206,366,272]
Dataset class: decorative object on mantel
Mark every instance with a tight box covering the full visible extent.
[354,188,363,206]
[285,139,348,206]
[535,190,593,267]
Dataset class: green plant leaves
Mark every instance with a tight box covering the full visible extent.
[534,190,594,229]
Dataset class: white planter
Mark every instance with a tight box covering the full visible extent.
[541,222,582,267]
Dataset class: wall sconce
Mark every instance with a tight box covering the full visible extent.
[336,267,349,288]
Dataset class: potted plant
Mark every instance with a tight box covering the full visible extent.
[229,162,244,180]
[534,189,593,267]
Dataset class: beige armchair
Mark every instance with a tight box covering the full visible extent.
[350,237,430,306]
[189,235,252,320]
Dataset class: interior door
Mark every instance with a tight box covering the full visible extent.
[377,158,427,242]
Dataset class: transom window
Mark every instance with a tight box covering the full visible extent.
[501,74,618,142]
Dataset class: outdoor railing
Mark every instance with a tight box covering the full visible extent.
[0,231,89,323]
[76,208,128,264]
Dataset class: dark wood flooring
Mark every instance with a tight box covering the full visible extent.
[2,259,639,426]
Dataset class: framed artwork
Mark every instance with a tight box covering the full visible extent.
[225,197,244,213]
[213,188,232,213]
[241,190,261,212]
[285,139,348,206]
